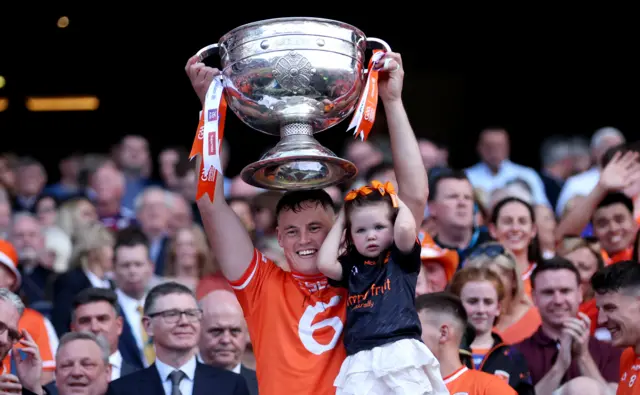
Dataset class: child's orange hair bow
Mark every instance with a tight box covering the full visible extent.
[344,180,398,208]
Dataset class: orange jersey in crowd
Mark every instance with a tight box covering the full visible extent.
[2,308,56,373]
[444,366,517,395]
[230,249,347,395]
[617,347,640,395]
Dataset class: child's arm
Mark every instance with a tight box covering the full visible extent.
[317,209,347,281]
[394,197,418,254]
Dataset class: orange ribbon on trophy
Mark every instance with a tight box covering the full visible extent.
[346,50,385,141]
[344,179,398,208]
[189,76,228,202]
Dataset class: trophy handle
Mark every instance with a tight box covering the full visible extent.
[364,38,391,73]
[366,38,391,52]
[195,44,220,63]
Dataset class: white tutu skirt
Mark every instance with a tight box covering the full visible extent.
[334,338,449,395]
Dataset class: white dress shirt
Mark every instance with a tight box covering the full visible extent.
[465,160,551,207]
[115,289,147,364]
[84,267,112,289]
[110,351,123,381]
[155,355,196,395]
[555,167,601,216]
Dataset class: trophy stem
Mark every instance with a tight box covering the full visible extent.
[280,123,314,138]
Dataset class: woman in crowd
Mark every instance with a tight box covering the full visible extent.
[449,266,534,395]
[464,242,540,344]
[163,224,217,291]
[489,197,540,298]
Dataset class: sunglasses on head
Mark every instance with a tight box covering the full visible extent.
[467,244,507,260]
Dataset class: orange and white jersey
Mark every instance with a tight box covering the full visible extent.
[444,365,517,395]
[230,249,347,395]
[617,347,640,395]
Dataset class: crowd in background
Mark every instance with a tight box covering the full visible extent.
[0,119,638,394]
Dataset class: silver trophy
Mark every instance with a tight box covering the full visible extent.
[195,17,390,190]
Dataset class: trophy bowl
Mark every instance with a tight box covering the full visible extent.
[195,17,390,190]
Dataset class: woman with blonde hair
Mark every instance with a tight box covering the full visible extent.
[56,195,98,243]
[449,266,534,395]
[464,242,541,345]
[51,221,115,335]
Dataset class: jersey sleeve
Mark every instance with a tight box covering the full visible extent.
[391,240,422,273]
[228,248,281,317]
[327,255,355,288]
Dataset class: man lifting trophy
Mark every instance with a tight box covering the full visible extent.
[187,17,393,199]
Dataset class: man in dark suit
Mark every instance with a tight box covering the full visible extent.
[107,282,249,395]
[198,290,259,395]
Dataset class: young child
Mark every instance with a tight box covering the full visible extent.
[318,180,448,395]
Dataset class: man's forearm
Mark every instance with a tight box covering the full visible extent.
[577,352,616,392]
[535,362,567,395]
[384,98,427,227]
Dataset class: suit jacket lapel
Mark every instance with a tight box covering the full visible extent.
[143,364,165,394]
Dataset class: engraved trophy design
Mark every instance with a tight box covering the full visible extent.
[195,17,390,190]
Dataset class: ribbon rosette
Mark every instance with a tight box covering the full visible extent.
[344,180,399,208]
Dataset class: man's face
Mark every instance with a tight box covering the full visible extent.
[119,136,149,172]
[0,299,20,361]
[478,129,509,169]
[276,202,334,275]
[418,310,443,359]
[199,303,248,370]
[11,216,45,262]
[56,339,111,395]
[113,245,153,298]
[592,203,637,255]
[430,178,474,229]
[596,290,640,349]
[145,293,201,352]
[533,269,582,328]
[72,301,122,354]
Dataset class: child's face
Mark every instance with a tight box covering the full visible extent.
[349,203,394,258]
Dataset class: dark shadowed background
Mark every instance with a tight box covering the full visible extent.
[1,8,637,181]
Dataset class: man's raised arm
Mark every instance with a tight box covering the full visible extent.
[378,53,428,228]
[186,56,255,282]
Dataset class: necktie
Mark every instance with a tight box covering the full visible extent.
[137,305,155,365]
[169,370,186,395]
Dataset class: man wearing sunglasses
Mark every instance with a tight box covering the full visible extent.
[0,288,44,394]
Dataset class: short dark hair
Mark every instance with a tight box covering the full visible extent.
[601,143,630,168]
[275,189,335,223]
[595,192,633,215]
[143,281,195,315]
[416,292,468,328]
[591,260,640,295]
[73,287,120,318]
[427,169,470,202]
[531,256,581,290]
[490,196,535,224]
[114,226,149,252]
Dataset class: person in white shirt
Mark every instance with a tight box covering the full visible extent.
[466,127,551,207]
[555,127,626,216]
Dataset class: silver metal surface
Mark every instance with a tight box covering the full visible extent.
[195,17,390,190]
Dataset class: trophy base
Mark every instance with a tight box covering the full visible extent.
[240,123,358,191]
